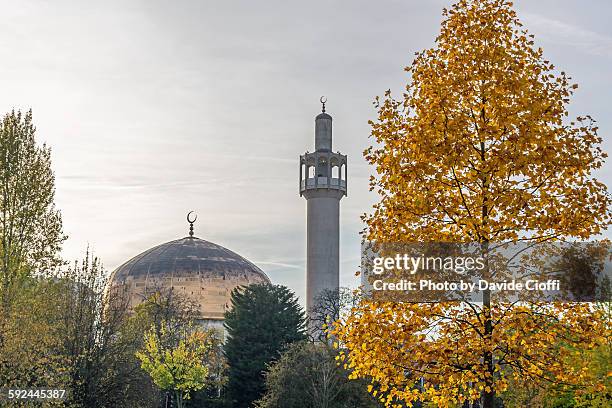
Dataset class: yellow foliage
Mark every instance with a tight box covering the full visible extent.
[364,0,609,244]
[136,322,221,407]
[334,303,609,406]
[335,0,612,407]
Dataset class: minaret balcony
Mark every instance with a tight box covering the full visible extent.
[299,151,347,196]
[300,176,347,194]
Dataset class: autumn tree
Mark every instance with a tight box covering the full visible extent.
[59,251,152,408]
[0,109,67,395]
[125,288,213,406]
[333,1,611,407]
[0,110,65,302]
[0,277,69,391]
[137,322,222,408]
[0,250,160,408]
[499,305,611,408]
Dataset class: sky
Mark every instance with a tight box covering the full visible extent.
[1,0,611,304]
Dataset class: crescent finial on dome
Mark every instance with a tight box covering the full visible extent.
[187,211,197,237]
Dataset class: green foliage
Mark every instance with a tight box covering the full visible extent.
[59,251,154,408]
[125,289,228,407]
[499,311,611,407]
[564,319,611,408]
[136,322,223,408]
[256,341,382,408]
[0,251,162,407]
[0,109,65,301]
[0,277,69,391]
[130,289,200,346]
[225,283,306,408]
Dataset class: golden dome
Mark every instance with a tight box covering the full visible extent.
[108,236,270,320]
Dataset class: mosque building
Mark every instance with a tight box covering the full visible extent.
[107,213,270,331]
[107,100,346,330]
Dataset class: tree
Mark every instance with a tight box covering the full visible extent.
[572,339,612,407]
[137,322,221,408]
[0,109,65,376]
[225,283,306,408]
[126,288,218,407]
[256,341,382,408]
[309,288,360,342]
[132,286,200,332]
[0,277,69,391]
[59,251,153,408]
[0,110,65,302]
[333,1,611,407]
[0,250,159,408]
[499,324,611,407]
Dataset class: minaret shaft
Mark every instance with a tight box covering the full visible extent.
[305,190,343,312]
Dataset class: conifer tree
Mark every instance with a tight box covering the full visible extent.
[225,284,306,408]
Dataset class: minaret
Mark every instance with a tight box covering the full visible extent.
[299,97,347,319]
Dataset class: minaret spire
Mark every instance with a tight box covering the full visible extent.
[315,99,333,152]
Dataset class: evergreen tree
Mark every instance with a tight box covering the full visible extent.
[225,283,306,408]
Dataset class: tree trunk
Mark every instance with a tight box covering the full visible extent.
[482,240,495,408]
[482,286,495,408]
[175,391,183,408]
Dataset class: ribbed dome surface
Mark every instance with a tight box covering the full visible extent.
[109,236,270,320]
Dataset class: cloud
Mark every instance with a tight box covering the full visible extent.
[253,261,303,270]
[524,13,612,58]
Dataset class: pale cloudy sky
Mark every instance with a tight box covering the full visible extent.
[1,0,610,303]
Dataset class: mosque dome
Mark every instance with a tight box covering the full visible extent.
[108,232,270,321]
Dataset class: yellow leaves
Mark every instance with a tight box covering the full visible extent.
[331,298,608,407]
[366,0,610,245]
[136,322,220,399]
[347,1,610,407]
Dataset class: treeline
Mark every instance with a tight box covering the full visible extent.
[0,109,380,408]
